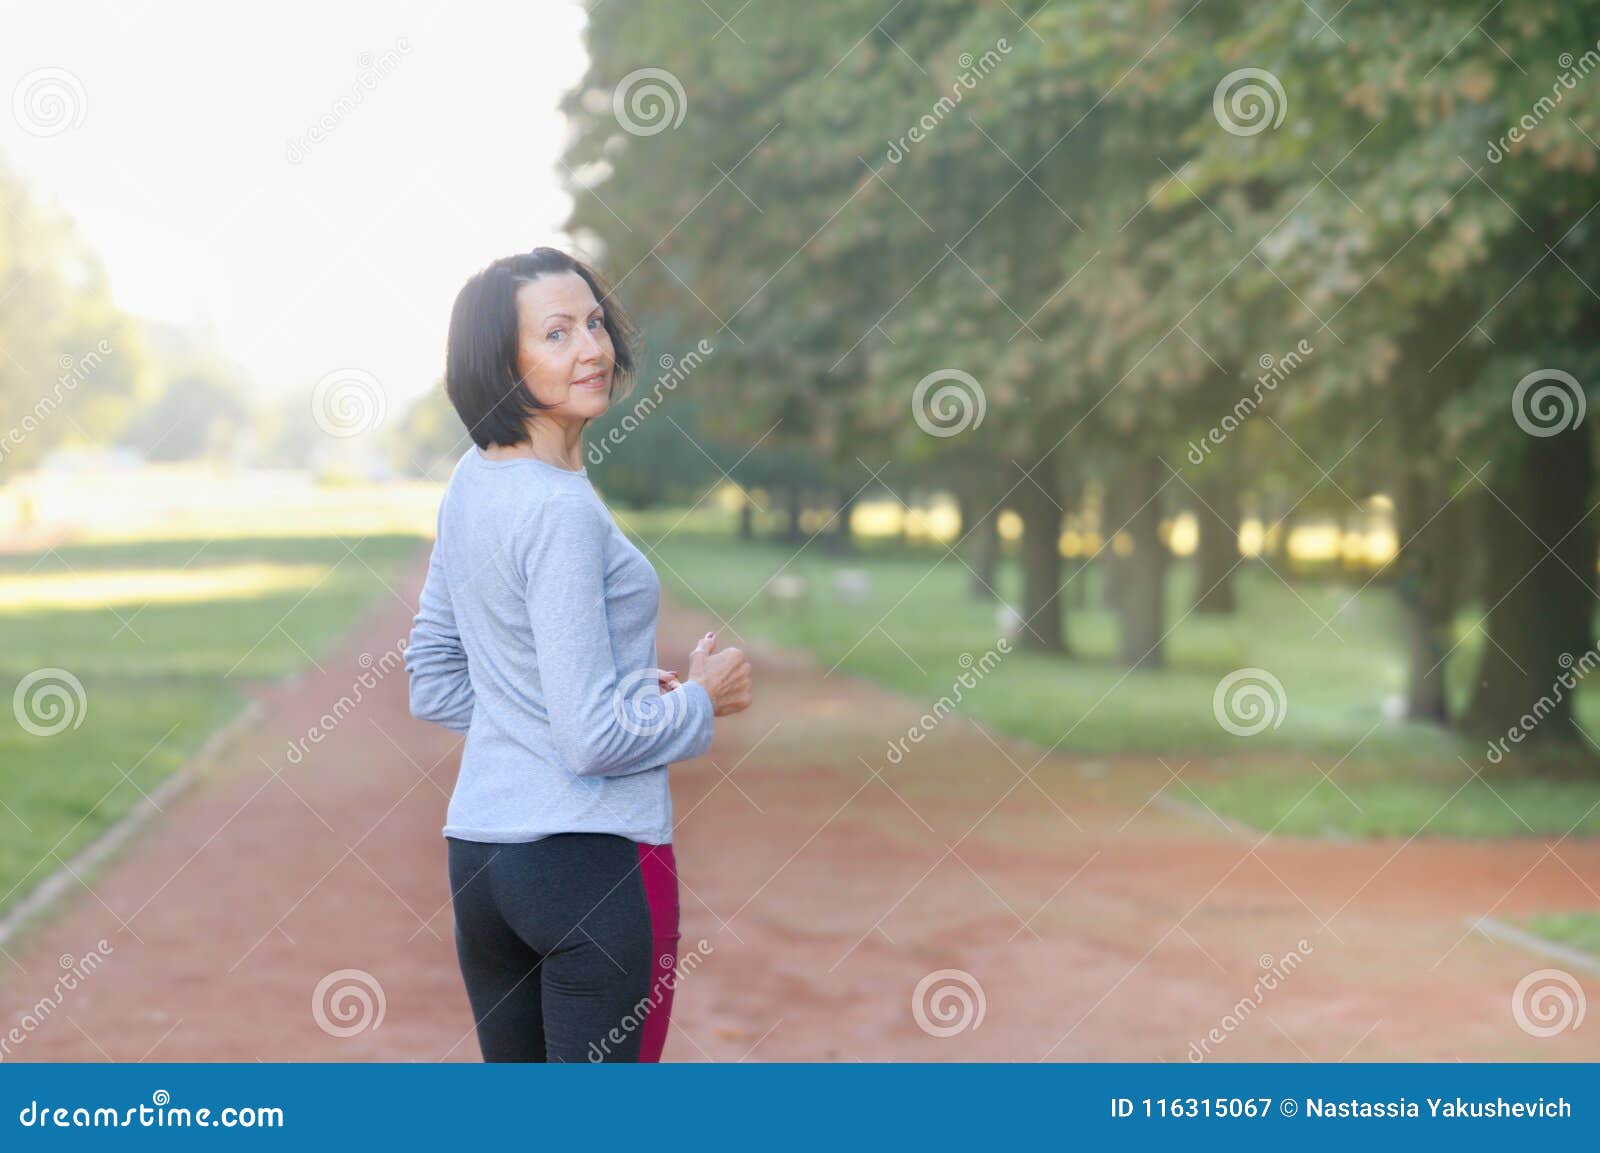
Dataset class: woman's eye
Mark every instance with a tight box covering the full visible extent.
[588,316,603,330]
[546,329,564,342]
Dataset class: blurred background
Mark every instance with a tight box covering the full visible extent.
[2,0,1599,1059]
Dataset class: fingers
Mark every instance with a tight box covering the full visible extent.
[706,646,753,717]
[689,631,717,680]
[688,631,754,717]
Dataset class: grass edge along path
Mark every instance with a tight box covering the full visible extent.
[0,534,422,928]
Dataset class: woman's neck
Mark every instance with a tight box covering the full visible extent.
[483,422,585,471]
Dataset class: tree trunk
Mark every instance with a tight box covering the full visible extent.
[1395,467,1464,725]
[1056,467,1087,616]
[1467,427,1596,747]
[1274,505,1300,568]
[957,477,1001,600]
[782,482,804,543]
[738,492,754,540]
[1391,298,1482,727]
[1016,448,1066,653]
[1067,558,1090,611]
[1193,464,1239,614]
[823,486,856,555]
[1116,455,1168,669]
[1100,482,1128,614]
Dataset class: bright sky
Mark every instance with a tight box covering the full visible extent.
[1,1,589,406]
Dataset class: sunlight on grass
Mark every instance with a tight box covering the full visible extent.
[630,518,1437,759]
[701,483,1398,562]
[0,533,422,917]
[1,465,444,544]
[0,563,331,612]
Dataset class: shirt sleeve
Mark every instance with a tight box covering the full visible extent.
[520,491,715,778]
[405,531,476,734]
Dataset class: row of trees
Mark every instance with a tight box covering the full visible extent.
[0,159,437,479]
[559,0,1600,754]
[0,158,307,473]
[560,0,1600,754]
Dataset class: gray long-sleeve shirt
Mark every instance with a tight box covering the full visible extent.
[405,445,714,845]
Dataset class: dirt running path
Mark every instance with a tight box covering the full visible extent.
[2,546,1597,1062]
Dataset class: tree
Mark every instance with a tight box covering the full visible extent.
[0,159,144,476]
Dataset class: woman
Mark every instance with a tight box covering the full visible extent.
[405,247,753,1062]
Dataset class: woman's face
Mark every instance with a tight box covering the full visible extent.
[513,270,615,425]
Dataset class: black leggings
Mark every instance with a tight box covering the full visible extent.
[446,833,680,1062]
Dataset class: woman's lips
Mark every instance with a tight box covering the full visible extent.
[572,372,608,390]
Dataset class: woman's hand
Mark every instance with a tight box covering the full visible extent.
[686,630,752,717]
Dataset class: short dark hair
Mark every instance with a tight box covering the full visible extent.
[444,246,640,449]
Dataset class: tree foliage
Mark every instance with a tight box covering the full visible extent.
[555,0,1600,748]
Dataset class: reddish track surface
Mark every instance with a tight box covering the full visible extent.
[3,547,1597,1061]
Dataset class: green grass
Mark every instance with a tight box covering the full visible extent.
[0,534,420,916]
[1523,912,1600,959]
[617,511,1600,839]
[1183,757,1600,838]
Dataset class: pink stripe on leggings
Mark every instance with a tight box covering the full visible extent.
[635,842,680,1062]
